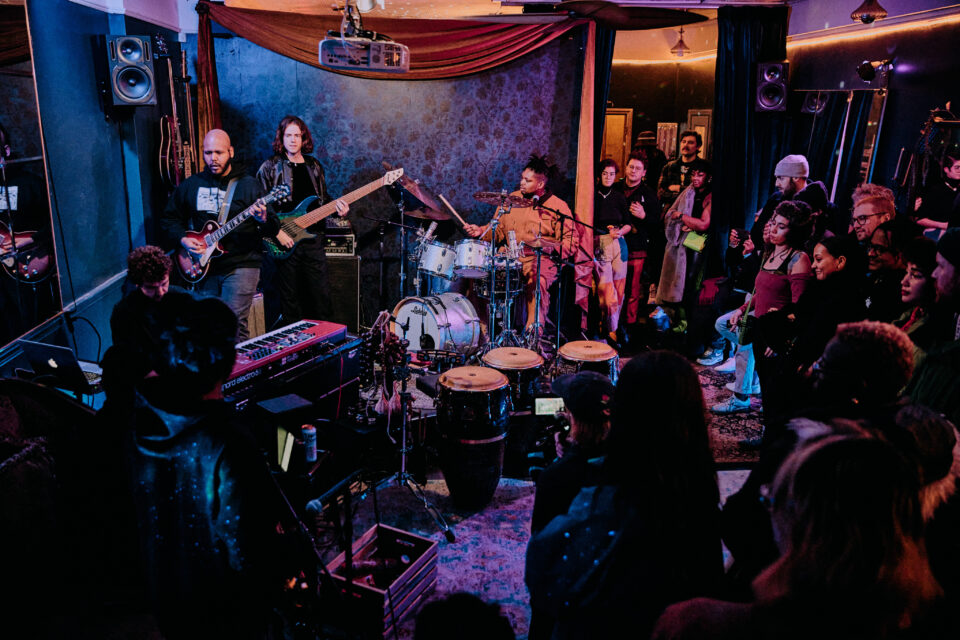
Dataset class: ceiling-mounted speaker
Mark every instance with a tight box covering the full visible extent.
[801,91,829,115]
[105,35,156,106]
[755,61,788,112]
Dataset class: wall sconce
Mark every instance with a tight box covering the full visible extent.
[670,27,691,58]
[850,0,888,24]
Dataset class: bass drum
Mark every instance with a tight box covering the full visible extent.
[392,292,481,354]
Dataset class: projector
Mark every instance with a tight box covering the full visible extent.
[319,37,410,73]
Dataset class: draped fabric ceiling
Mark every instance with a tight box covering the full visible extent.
[196,0,598,319]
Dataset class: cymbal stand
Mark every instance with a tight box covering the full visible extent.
[492,247,524,349]
[482,193,510,351]
[389,321,456,542]
[396,197,408,298]
[524,239,547,354]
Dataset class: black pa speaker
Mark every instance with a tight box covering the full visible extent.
[105,35,157,106]
[755,61,788,112]
[327,256,361,333]
[800,91,829,115]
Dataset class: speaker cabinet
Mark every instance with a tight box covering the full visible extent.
[105,35,157,106]
[800,91,829,115]
[327,256,361,333]
[755,61,788,112]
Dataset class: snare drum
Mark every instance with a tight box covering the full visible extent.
[392,292,480,354]
[482,347,544,411]
[556,340,620,385]
[436,366,513,508]
[418,240,456,280]
[475,257,523,299]
[454,239,491,279]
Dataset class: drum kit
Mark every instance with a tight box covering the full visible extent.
[373,165,620,511]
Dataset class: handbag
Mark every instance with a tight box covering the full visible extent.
[682,230,707,252]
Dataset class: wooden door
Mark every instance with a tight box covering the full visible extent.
[601,108,633,177]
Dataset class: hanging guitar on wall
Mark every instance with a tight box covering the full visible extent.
[155,34,195,189]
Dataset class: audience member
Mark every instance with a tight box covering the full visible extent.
[894,236,939,361]
[633,130,667,191]
[658,130,703,212]
[850,185,895,243]
[864,219,915,322]
[655,435,947,640]
[713,201,812,418]
[617,151,661,338]
[793,179,843,251]
[907,228,960,426]
[526,351,722,640]
[593,159,631,347]
[749,154,809,254]
[122,292,287,639]
[754,234,867,427]
[655,158,713,337]
[415,592,515,640]
[913,153,960,237]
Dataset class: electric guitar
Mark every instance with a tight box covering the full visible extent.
[175,184,290,284]
[264,168,404,260]
[0,223,51,283]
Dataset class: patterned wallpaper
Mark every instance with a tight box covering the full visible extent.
[208,27,585,322]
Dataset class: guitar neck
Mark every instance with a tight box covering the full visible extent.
[209,194,276,243]
[294,176,386,228]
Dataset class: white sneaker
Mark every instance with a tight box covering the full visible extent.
[715,356,736,373]
[726,381,760,395]
[711,395,752,414]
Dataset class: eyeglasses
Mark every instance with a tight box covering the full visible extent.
[851,212,881,226]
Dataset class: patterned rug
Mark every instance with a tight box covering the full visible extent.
[694,363,763,467]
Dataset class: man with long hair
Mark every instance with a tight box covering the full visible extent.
[256,115,349,324]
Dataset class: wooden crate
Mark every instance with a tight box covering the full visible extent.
[326,523,438,637]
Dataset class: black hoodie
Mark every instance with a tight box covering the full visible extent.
[160,163,280,275]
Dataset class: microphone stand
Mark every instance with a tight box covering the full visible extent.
[527,199,599,356]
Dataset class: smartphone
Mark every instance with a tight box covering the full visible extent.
[535,397,566,416]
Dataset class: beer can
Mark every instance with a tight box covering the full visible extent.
[302,424,317,463]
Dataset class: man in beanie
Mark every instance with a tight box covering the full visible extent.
[750,154,809,251]
[907,228,960,426]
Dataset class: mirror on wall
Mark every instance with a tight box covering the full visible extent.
[0,5,61,348]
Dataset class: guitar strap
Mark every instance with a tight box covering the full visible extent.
[216,178,241,226]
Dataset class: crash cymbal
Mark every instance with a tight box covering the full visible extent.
[472,191,535,208]
[382,160,446,214]
[525,236,559,250]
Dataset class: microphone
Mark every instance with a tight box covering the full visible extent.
[531,195,541,207]
[423,221,438,243]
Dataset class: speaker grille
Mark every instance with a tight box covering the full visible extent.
[755,61,788,112]
[114,66,153,100]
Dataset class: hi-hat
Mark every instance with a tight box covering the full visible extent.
[473,191,535,208]
[382,160,449,219]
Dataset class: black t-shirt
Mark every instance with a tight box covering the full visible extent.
[287,162,317,214]
[594,188,630,233]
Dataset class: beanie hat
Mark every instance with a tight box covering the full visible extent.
[775,154,810,178]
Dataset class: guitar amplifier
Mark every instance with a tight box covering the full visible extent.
[327,256,361,332]
[324,234,356,256]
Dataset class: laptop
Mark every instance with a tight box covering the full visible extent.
[18,339,103,394]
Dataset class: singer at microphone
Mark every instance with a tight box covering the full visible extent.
[461,154,573,331]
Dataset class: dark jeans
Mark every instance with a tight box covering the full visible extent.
[272,237,332,325]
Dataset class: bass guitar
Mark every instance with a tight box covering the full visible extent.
[175,184,290,284]
[0,223,51,283]
[264,168,403,260]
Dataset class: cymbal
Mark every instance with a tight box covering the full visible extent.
[525,236,559,250]
[473,191,535,208]
[403,207,451,221]
[382,160,447,217]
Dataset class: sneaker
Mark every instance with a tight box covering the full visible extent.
[725,381,761,396]
[697,350,724,366]
[715,356,736,373]
[710,395,752,414]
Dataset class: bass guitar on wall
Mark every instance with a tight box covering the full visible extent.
[264,168,403,259]
[176,184,290,284]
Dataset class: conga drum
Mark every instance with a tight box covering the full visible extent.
[436,366,513,508]
[481,347,544,411]
[556,340,619,385]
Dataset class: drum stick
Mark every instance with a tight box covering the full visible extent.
[438,194,468,227]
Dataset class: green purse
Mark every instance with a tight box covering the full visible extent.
[682,230,707,252]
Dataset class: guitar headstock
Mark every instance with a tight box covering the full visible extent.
[266,184,291,204]
[384,168,404,185]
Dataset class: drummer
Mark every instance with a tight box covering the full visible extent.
[463,154,575,332]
